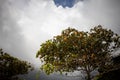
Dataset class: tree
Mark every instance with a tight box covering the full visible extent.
[95,54,120,80]
[0,49,33,80]
[36,25,120,80]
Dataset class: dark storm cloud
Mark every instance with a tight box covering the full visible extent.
[0,0,31,61]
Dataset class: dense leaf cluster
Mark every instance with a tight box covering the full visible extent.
[37,25,120,80]
[94,55,120,80]
[0,49,33,80]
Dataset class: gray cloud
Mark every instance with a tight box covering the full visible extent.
[0,0,35,62]
[0,0,120,80]
[0,0,120,66]
[82,0,120,34]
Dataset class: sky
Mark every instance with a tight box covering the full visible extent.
[0,0,120,70]
[54,0,75,8]
[0,0,120,80]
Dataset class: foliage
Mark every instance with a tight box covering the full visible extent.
[36,25,120,80]
[112,54,120,64]
[95,68,120,80]
[0,49,33,80]
[95,54,120,80]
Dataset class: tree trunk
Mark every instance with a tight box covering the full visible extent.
[86,71,91,80]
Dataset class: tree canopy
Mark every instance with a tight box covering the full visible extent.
[0,49,33,80]
[95,54,120,80]
[36,25,120,80]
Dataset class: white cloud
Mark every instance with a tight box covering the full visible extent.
[82,0,120,33]
[0,0,120,67]
[18,0,91,41]
[17,0,120,64]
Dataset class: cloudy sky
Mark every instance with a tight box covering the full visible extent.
[0,0,120,68]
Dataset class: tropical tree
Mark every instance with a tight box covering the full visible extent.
[36,25,120,80]
[94,54,120,80]
[0,49,33,80]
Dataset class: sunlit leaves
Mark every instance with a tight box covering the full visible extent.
[37,25,120,79]
[41,63,55,75]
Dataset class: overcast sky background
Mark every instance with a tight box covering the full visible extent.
[0,0,120,68]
